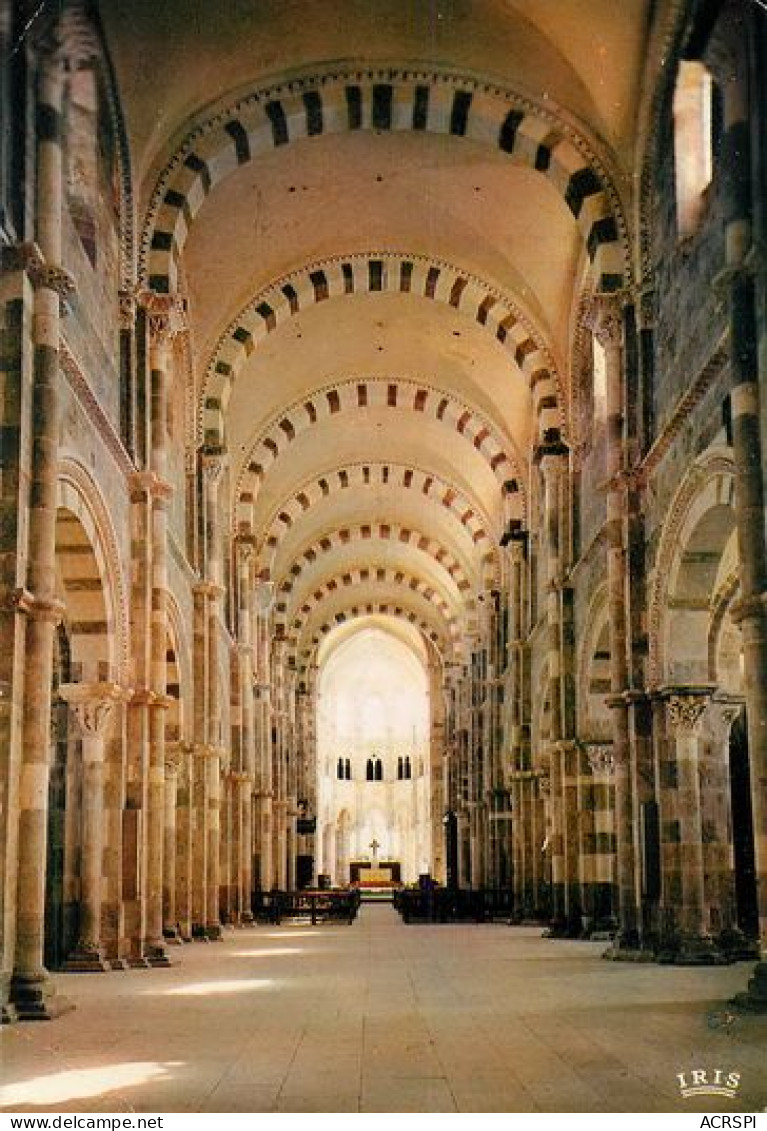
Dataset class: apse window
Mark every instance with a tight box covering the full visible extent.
[673,60,722,239]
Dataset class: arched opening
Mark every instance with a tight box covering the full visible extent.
[46,502,114,970]
[317,623,431,888]
[658,466,758,954]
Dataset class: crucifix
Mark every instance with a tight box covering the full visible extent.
[369,838,380,864]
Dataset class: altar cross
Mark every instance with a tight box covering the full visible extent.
[369,838,380,863]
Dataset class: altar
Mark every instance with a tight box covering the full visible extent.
[350,860,401,884]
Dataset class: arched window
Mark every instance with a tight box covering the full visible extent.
[673,60,722,239]
[374,758,383,781]
[337,757,344,779]
[366,758,374,781]
[592,333,607,424]
[397,756,403,780]
[405,756,412,780]
[344,758,352,780]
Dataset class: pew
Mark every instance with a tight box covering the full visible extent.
[252,889,361,926]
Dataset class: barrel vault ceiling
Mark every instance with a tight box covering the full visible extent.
[99,0,651,669]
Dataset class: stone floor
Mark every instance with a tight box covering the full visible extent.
[1,904,765,1113]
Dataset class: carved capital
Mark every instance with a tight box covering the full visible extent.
[201,447,228,484]
[538,774,551,798]
[666,693,710,737]
[585,294,624,348]
[59,681,126,740]
[57,1,101,70]
[1,242,45,279]
[140,292,187,345]
[586,744,614,776]
[118,288,138,330]
[28,262,76,304]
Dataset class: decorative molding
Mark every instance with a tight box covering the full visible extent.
[0,242,45,278]
[638,339,729,484]
[60,341,134,477]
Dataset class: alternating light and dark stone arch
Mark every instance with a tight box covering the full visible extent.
[142,68,628,296]
[249,462,500,570]
[234,376,524,512]
[201,251,561,443]
[273,522,475,604]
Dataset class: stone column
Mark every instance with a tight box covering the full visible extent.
[202,449,226,937]
[708,14,767,1009]
[162,744,182,943]
[190,743,209,939]
[174,742,194,941]
[59,683,124,971]
[235,539,256,921]
[11,37,75,1020]
[661,690,719,961]
[141,293,183,967]
[581,746,616,933]
[592,297,639,949]
[206,746,222,937]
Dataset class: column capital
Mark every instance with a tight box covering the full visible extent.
[193,580,226,599]
[118,287,139,330]
[729,590,767,626]
[28,261,76,307]
[139,291,187,345]
[128,470,173,502]
[585,743,615,777]
[584,293,626,347]
[661,687,714,737]
[201,446,229,483]
[1,242,44,280]
[59,681,126,740]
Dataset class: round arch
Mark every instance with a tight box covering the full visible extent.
[648,449,737,687]
[57,459,128,683]
[142,67,628,295]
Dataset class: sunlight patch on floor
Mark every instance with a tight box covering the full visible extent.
[149,978,276,996]
[229,947,303,958]
[0,1062,182,1107]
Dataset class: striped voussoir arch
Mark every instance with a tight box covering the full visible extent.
[273,522,475,604]
[202,253,560,443]
[236,378,521,508]
[248,464,499,571]
[144,69,627,296]
[56,498,113,683]
[278,567,460,643]
[290,601,458,672]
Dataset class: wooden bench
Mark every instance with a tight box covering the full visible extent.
[252,889,361,926]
